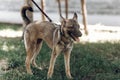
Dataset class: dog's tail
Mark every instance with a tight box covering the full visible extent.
[21,5,33,25]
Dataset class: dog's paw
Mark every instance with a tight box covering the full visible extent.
[27,70,33,75]
[47,71,53,79]
[28,72,33,75]
[66,74,73,80]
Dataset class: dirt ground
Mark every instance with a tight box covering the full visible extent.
[80,24,120,43]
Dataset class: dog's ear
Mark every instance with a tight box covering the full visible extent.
[73,12,78,20]
[60,16,66,34]
[60,15,66,27]
[60,15,65,22]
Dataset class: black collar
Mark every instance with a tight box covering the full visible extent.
[59,25,63,36]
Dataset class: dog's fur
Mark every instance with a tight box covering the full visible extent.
[21,5,82,79]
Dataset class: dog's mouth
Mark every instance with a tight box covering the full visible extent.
[69,33,80,42]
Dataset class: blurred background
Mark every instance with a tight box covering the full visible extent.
[0,0,120,26]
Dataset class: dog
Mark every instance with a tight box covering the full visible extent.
[21,5,82,79]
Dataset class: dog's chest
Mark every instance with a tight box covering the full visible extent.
[58,38,73,51]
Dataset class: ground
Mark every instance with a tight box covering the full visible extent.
[81,24,120,42]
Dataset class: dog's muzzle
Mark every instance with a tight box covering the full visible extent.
[68,31,82,42]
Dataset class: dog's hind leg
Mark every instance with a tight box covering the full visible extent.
[32,39,43,70]
[25,41,36,75]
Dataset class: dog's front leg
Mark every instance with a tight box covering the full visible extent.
[47,46,61,79]
[64,49,73,79]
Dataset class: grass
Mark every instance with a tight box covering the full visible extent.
[0,24,120,80]
[0,23,22,30]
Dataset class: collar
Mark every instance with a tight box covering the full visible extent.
[53,24,73,46]
[59,25,64,36]
[59,25,73,44]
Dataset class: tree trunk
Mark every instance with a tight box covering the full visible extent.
[41,0,45,21]
[81,0,88,35]
[65,0,68,19]
[57,0,62,18]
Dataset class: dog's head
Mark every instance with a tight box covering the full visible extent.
[61,13,82,42]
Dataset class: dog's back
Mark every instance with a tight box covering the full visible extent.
[21,6,59,48]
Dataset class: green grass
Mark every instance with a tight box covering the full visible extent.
[0,23,22,30]
[0,38,120,80]
[0,24,120,80]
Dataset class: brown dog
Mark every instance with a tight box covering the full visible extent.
[21,5,82,79]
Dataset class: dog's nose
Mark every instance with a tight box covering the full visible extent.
[75,31,82,37]
[80,33,82,37]
[79,31,82,37]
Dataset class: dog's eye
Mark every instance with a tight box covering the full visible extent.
[68,25,73,28]
[68,26,74,31]
[68,26,73,28]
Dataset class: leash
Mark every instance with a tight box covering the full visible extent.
[31,0,52,22]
